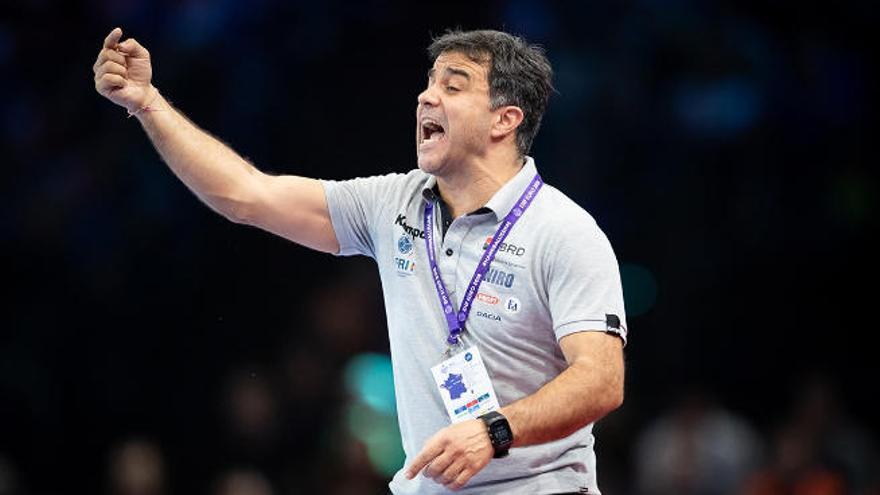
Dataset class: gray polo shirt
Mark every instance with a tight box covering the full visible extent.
[322,157,627,495]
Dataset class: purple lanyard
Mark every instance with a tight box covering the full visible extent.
[423,173,543,346]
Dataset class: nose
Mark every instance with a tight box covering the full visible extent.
[417,85,439,107]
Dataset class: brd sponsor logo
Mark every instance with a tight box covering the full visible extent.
[485,268,515,288]
[483,236,526,257]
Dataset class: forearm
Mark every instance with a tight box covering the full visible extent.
[135,86,260,222]
[500,358,624,447]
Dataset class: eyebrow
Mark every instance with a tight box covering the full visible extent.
[427,67,472,81]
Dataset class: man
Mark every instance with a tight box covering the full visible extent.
[94,27,627,494]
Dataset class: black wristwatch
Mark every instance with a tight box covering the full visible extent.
[479,411,513,458]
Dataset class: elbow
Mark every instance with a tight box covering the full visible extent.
[602,353,625,415]
[606,383,624,414]
[206,191,257,225]
[596,376,624,420]
[223,197,255,225]
[211,167,264,225]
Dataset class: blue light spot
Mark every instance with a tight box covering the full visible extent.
[674,77,763,138]
[343,353,396,415]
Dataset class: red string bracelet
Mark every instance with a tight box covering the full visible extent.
[127,91,161,118]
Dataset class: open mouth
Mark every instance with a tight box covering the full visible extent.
[420,118,446,145]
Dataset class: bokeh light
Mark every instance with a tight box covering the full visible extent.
[343,352,397,415]
[343,352,404,477]
[345,402,405,477]
[674,77,763,138]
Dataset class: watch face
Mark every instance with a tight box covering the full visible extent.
[491,422,512,444]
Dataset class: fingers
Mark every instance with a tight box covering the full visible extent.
[447,468,474,491]
[94,60,127,79]
[437,458,467,486]
[103,27,123,49]
[423,453,455,479]
[117,37,149,59]
[94,48,126,73]
[95,73,126,95]
[405,442,444,479]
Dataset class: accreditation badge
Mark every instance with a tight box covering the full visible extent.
[430,346,501,423]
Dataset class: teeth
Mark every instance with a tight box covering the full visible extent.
[421,118,443,130]
[420,117,445,144]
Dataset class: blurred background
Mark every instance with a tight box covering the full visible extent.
[1,0,876,494]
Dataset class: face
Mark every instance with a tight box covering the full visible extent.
[416,51,495,175]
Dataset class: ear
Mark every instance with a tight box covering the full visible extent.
[490,105,524,140]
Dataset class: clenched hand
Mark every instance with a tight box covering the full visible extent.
[93,27,155,113]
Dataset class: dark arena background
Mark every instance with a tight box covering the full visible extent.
[1,1,876,494]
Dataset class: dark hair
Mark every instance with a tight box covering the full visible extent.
[428,29,554,156]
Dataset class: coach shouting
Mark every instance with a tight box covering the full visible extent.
[94,26,628,494]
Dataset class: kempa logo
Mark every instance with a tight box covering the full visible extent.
[483,236,526,256]
[395,214,425,239]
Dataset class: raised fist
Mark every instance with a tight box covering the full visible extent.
[93,27,155,113]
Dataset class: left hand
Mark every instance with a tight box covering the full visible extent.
[404,419,494,491]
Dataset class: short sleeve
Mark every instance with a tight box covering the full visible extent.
[321,174,404,259]
[547,216,628,345]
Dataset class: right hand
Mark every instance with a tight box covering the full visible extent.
[93,27,155,113]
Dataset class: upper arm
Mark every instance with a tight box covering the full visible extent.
[547,211,628,345]
[559,331,624,370]
[243,172,341,254]
[547,206,628,409]
[241,170,406,258]
[559,331,625,407]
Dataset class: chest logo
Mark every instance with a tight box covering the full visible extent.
[395,213,425,239]
[485,268,515,288]
[397,235,413,255]
[476,292,499,305]
[394,257,416,276]
[475,311,502,322]
[504,297,521,314]
[483,236,526,257]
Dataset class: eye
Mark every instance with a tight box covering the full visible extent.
[446,86,460,92]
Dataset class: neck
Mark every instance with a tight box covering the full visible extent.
[436,153,525,218]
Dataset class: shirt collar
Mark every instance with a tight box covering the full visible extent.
[421,156,539,221]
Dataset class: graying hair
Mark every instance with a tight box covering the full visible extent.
[428,29,554,156]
